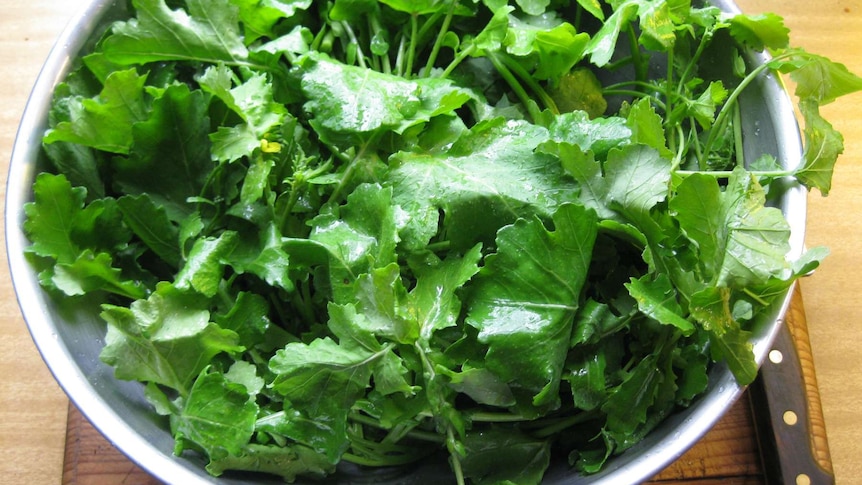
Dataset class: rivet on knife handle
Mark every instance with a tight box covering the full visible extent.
[749,288,834,484]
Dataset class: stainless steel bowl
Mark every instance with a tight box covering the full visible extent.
[6,1,807,483]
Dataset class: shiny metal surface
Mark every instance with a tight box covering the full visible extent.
[5,1,806,483]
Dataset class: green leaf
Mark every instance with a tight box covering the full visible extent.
[298,54,473,146]
[671,169,791,288]
[575,0,605,21]
[52,250,147,300]
[544,111,631,159]
[228,223,294,292]
[44,69,149,154]
[112,83,213,222]
[309,183,399,303]
[625,274,694,335]
[794,100,844,196]
[24,174,88,264]
[268,337,391,460]
[601,353,661,438]
[117,194,181,269]
[407,244,483,344]
[466,203,598,409]
[173,368,258,459]
[387,118,577,251]
[176,232,238,298]
[505,17,589,81]
[232,0,313,42]
[584,1,638,67]
[100,283,243,395]
[459,427,551,485]
[205,443,334,481]
[102,0,249,66]
[728,12,789,51]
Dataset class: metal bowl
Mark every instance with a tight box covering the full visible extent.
[6,1,807,483]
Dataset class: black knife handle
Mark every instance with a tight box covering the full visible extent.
[749,289,835,485]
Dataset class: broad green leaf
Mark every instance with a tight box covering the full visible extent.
[601,353,661,437]
[576,0,605,21]
[672,168,791,288]
[459,427,551,485]
[728,12,789,51]
[515,0,550,16]
[117,194,181,268]
[298,54,473,146]
[309,183,399,302]
[442,366,516,407]
[176,232,238,297]
[102,0,249,66]
[173,368,258,458]
[52,250,147,300]
[213,291,271,348]
[505,17,589,81]
[466,203,598,409]
[205,443,334,481]
[544,111,631,159]
[387,118,577,250]
[228,223,294,292]
[268,338,392,460]
[112,83,213,222]
[407,244,483,344]
[625,274,694,334]
[100,283,243,395]
[637,0,676,51]
[584,1,638,66]
[231,0,313,42]
[44,69,148,154]
[23,173,90,264]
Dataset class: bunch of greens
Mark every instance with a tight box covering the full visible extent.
[24,0,862,483]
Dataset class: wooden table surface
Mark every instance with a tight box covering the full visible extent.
[1,1,860,484]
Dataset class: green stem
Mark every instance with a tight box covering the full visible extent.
[422,2,457,77]
[487,52,542,122]
[531,410,600,439]
[440,43,476,79]
[675,168,793,178]
[701,50,798,161]
[405,14,419,77]
[497,54,560,115]
[341,21,366,68]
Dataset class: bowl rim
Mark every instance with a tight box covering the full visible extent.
[5,1,808,483]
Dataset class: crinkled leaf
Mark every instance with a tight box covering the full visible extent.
[459,427,551,485]
[387,118,577,250]
[99,283,243,396]
[309,183,399,302]
[466,203,598,409]
[102,0,249,66]
[117,194,181,268]
[625,274,694,335]
[176,231,238,297]
[44,69,148,154]
[113,83,213,222]
[728,12,789,51]
[299,54,473,145]
[173,368,258,459]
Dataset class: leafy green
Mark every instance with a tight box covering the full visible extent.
[22,0,862,483]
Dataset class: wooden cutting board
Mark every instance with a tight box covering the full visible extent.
[62,290,831,484]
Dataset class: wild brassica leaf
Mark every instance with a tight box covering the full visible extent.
[24,0,862,483]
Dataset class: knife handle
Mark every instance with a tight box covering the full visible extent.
[749,288,834,484]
